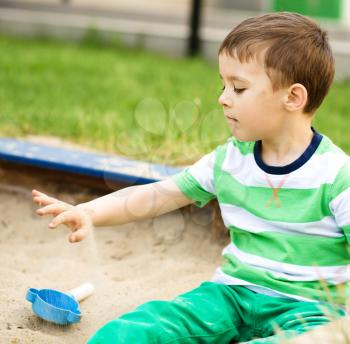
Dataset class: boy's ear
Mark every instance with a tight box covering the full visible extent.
[283,83,308,112]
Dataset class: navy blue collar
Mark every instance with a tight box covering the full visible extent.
[253,127,323,175]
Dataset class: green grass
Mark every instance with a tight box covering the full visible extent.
[0,33,349,165]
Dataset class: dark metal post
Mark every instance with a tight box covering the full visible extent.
[188,0,202,56]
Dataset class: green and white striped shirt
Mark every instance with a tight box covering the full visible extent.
[173,129,350,304]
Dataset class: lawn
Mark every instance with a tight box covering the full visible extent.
[0,34,349,165]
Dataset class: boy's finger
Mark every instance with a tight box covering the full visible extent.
[32,190,49,198]
[33,196,54,207]
[32,190,60,205]
[68,228,87,243]
[36,203,69,216]
[49,210,78,229]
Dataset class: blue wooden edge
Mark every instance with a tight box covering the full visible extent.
[0,138,183,184]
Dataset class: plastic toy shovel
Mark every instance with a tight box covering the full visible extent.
[26,282,94,325]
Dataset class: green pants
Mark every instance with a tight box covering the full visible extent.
[88,281,345,343]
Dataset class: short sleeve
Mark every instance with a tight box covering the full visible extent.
[329,159,350,243]
[172,151,216,208]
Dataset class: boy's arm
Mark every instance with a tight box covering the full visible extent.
[34,178,193,242]
[33,148,218,243]
[77,178,193,227]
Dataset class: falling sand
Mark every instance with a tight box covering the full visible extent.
[0,178,224,343]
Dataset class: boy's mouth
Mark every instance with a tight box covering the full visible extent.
[225,115,238,122]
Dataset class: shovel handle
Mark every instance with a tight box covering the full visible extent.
[68,282,94,302]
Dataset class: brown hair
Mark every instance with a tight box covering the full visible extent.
[219,12,335,113]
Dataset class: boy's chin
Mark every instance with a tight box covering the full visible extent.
[230,129,259,142]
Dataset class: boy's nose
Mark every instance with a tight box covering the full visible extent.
[218,91,233,108]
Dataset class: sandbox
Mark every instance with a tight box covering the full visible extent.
[0,139,225,343]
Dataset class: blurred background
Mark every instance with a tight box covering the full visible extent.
[0,0,349,165]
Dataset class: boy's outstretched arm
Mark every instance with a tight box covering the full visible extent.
[32,178,193,243]
[79,178,192,226]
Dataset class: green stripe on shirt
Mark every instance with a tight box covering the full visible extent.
[228,226,350,266]
[173,170,215,207]
[222,254,350,304]
[217,171,332,222]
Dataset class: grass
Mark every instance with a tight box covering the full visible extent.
[0,33,349,165]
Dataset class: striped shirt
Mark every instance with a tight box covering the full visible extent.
[173,129,350,304]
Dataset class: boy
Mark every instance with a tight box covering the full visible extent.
[33,12,350,344]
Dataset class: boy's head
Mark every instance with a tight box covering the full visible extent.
[218,12,334,142]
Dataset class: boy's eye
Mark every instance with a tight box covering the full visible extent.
[221,86,246,94]
[234,87,246,94]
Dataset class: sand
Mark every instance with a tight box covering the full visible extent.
[0,178,225,343]
[1,142,349,344]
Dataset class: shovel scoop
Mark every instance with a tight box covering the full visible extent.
[26,282,94,325]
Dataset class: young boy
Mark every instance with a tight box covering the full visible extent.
[33,12,350,344]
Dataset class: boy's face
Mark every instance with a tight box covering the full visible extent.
[218,52,287,142]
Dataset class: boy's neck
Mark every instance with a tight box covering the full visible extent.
[260,122,314,167]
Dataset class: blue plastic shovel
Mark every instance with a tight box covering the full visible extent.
[26,282,94,325]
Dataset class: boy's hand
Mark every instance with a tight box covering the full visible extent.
[48,206,94,243]
[32,189,73,215]
[32,189,93,243]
